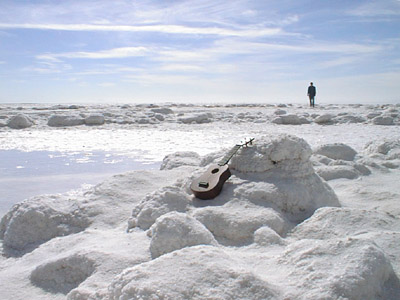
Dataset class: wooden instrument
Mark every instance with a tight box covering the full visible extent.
[190,138,254,200]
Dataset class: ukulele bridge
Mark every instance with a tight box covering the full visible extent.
[198,181,209,188]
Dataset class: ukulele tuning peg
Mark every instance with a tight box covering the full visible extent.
[244,138,254,147]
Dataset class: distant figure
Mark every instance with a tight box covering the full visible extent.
[307,82,316,107]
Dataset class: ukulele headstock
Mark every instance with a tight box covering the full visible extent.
[239,137,254,147]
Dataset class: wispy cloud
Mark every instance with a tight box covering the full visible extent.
[97,82,115,87]
[157,49,213,62]
[31,38,384,78]
[124,72,205,87]
[347,0,400,17]
[73,66,144,76]
[318,56,365,68]
[23,61,72,74]
[0,23,282,38]
[37,47,149,60]
[212,39,383,56]
[160,64,205,72]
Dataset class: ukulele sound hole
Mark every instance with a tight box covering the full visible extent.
[211,168,219,174]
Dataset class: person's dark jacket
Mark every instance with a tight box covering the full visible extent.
[308,85,316,97]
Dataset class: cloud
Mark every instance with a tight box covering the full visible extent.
[213,39,383,56]
[156,49,213,62]
[0,23,282,38]
[347,1,400,17]
[123,73,198,86]
[34,38,383,67]
[30,37,384,80]
[73,66,144,76]
[317,56,365,68]
[37,47,149,60]
[160,64,205,72]
[97,82,115,87]
[277,14,300,26]
[23,61,72,74]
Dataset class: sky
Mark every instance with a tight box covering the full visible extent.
[0,0,399,104]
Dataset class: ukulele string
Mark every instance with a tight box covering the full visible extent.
[218,145,242,166]
[218,138,254,166]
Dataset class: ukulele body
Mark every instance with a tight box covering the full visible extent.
[190,164,231,200]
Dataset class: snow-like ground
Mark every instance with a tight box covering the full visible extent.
[0,102,400,299]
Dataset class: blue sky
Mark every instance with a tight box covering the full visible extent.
[0,0,399,104]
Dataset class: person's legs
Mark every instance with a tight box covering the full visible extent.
[311,97,315,107]
[309,96,313,107]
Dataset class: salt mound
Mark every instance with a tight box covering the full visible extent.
[7,114,34,129]
[364,139,400,156]
[280,238,399,299]
[84,114,105,125]
[151,107,174,114]
[335,114,366,124]
[128,186,191,230]
[160,151,201,170]
[226,136,339,222]
[314,143,357,161]
[47,115,85,127]
[149,212,217,258]
[178,113,212,124]
[388,150,400,161]
[0,195,89,255]
[311,153,334,166]
[229,135,312,174]
[233,178,339,223]
[254,226,285,246]
[272,114,310,125]
[30,253,96,294]
[109,246,280,300]
[153,113,165,121]
[311,150,371,180]
[289,207,400,277]
[193,200,286,244]
[137,115,158,124]
[290,207,400,240]
[273,109,286,115]
[314,113,335,124]
[373,115,394,125]
[367,112,382,119]
[315,165,361,180]
[362,139,400,169]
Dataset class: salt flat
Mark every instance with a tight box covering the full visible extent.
[0,102,399,299]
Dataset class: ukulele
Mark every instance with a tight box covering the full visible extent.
[190,138,254,200]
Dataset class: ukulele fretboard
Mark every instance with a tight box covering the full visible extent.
[218,145,242,166]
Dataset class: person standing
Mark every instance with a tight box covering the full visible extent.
[307,82,316,107]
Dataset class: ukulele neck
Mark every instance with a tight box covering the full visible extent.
[218,144,242,166]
